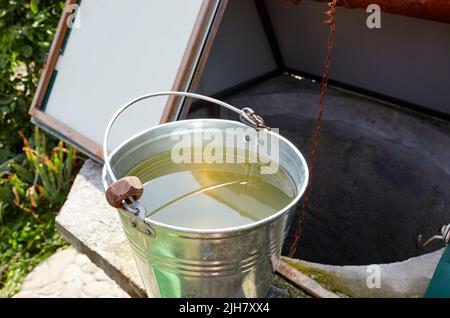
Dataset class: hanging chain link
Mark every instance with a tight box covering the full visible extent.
[289,0,338,257]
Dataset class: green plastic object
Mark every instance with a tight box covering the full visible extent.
[425,245,450,298]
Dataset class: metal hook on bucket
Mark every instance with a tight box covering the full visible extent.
[418,223,450,248]
[102,91,270,236]
[240,107,271,131]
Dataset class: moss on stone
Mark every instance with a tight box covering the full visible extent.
[281,257,352,298]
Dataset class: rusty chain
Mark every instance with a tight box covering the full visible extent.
[289,0,338,257]
[289,0,351,8]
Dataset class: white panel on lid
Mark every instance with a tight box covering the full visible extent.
[44,0,204,151]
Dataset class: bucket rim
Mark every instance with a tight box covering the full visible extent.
[103,118,309,234]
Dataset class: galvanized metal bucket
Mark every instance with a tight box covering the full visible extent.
[102,92,308,298]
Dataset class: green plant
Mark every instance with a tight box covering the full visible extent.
[0,1,82,297]
[0,127,81,297]
[0,0,65,162]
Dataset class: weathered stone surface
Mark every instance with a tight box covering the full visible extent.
[60,287,82,298]
[39,281,64,296]
[20,248,76,290]
[283,249,443,298]
[75,254,89,266]
[83,281,113,297]
[14,247,128,298]
[94,269,109,281]
[62,264,82,283]
[82,263,98,275]
[56,160,146,297]
[81,273,95,285]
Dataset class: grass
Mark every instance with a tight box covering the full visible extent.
[0,128,82,297]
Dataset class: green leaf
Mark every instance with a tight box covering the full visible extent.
[0,96,13,106]
[30,0,40,15]
[20,45,33,58]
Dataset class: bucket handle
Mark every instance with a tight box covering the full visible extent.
[102,91,269,229]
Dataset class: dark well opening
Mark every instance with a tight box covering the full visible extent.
[187,74,450,266]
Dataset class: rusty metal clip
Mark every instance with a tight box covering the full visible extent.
[239,107,271,131]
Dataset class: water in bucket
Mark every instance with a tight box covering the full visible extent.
[127,148,297,230]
